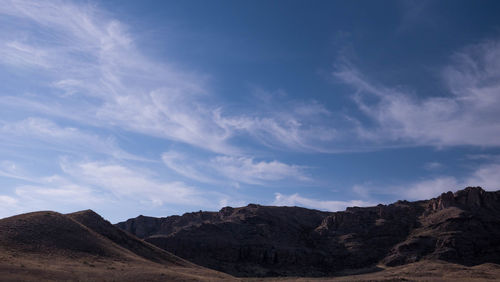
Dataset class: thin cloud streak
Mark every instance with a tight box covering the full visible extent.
[60,159,209,207]
[0,118,148,161]
[0,0,338,156]
[353,162,500,202]
[0,158,237,218]
[2,1,500,157]
[0,0,234,154]
[162,151,310,186]
[334,40,500,148]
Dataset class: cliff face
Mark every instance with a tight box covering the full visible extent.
[383,187,500,266]
[117,205,330,276]
[116,187,500,277]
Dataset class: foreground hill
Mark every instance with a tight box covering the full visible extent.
[0,210,233,281]
[117,186,500,277]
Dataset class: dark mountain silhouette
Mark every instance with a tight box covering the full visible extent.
[0,210,232,281]
[1,186,499,281]
[116,186,500,277]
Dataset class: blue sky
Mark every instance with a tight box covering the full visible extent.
[1,0,500,222]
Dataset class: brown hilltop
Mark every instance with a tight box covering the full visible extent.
[0,210,233,281]
[66,209,190,266]
[117,186,500,277]
[0,211,121,258]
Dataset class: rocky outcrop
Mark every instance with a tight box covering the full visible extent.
[383,187,500,266]
[116,187,500,277]
[313,201,424,270]
[119,205,330,276]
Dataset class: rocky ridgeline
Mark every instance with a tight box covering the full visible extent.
[116,187,500,277]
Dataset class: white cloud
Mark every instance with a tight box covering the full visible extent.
[335,40,500,148]
[0,1,322,218]
[60,159,210,207]
[162,151,309,186]
[0,160,33,182]
[0,1,341,156]
[212,99,339,153]
[0,158,241,219]
[273,193,373,212]
[2,1,500,158]
[401,177,460,200]
[15,182,102,207]
[0,118,146,161]
[0,0,236,154]
[0,40,51,68]
[465,163,500,191]
[161,151,220,184]
[383,163,500,201]
[0,169,103,218]
[212,156,309,184]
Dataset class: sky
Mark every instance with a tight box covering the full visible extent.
[1,0,500,222]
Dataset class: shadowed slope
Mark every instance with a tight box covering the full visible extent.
[0,210,234,281]
[117,187,500,277]
[67,209,191,266]
[0,211,122,257]
[382,187,500,266]
[118,205,330,276]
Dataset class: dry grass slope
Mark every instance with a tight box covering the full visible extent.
[1,204,499,281]
[244,260,500,281]
[0,210,234,281]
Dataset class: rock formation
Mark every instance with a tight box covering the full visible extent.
[116,187,500,277]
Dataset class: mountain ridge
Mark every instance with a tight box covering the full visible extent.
[0,209,233,281]
[116,186,500,277]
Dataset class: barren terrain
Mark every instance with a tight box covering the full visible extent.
[2,187,500,281]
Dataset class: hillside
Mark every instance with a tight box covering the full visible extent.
[117,186,500,277]
[0,210,233,281]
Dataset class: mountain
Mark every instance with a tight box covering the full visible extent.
[116,186,500,277]
[0,210,233,281]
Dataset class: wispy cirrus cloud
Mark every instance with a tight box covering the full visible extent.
[212,155,309,184]
[0,117,147,161]
[0,0,338,156]
[60,159,209,207]
[400,177,460,200]
[0,163,104,218]
[1,0,499,224]
[2,1,500,156]
[15,178,104,209]
[0,158,238,219]
[0,160,33,182]
[352,162,500,202]
[162,150,309,186]
[213,96,339,153]
[334,40,500,148]
[0,0,234,154]
[0,0,328,220]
